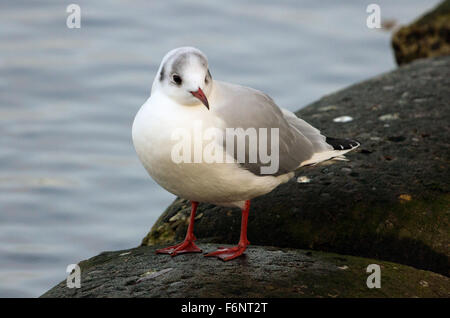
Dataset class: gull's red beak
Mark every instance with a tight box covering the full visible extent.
[190,87,209,110]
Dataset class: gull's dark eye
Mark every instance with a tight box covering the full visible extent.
[172,74,182,85]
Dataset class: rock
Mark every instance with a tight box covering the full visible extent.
[40,244,450,298]
[392,0,450,65]
[143,56,450,276]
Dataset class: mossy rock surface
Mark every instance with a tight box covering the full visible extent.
[143,56,450,277]
[392,0,450,65]
[41,244,450,298]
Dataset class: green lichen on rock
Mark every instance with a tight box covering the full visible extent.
[141,198,191,246]
[143,56,450,276]
[392,0,450,65]
[41,244,450,298]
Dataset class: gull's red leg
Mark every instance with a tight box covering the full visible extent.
[156,201,202,256]
[204,200,250,261]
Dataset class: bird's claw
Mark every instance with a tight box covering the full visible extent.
[155,240,202,256]
[204,244,248,261]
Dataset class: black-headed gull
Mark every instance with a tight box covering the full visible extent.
[132,47,359,261]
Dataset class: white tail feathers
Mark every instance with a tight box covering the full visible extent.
[299,145,359,167]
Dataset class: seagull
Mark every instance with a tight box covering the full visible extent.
[132,47,360,261]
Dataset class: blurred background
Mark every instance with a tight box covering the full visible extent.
[0,0,442,297]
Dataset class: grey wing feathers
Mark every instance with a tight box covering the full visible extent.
[280,108,333,153]
[213,81,321,176]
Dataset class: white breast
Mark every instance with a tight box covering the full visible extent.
[132,92,291,208]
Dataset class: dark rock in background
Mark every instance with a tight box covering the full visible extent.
[143,56,450,277]
[392,0,450,65]
[41,244,450,298]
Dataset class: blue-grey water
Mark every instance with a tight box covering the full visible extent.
[0,0,441,297]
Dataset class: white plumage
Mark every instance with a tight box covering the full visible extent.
[132,47,359,209]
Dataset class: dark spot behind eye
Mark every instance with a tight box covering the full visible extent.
[205,69,211,84]
[172,74,182,85]
[159,67,165,81]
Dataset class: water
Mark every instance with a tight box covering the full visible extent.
[0,0,440,297]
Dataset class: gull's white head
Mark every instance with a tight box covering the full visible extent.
[152,47,212,109]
